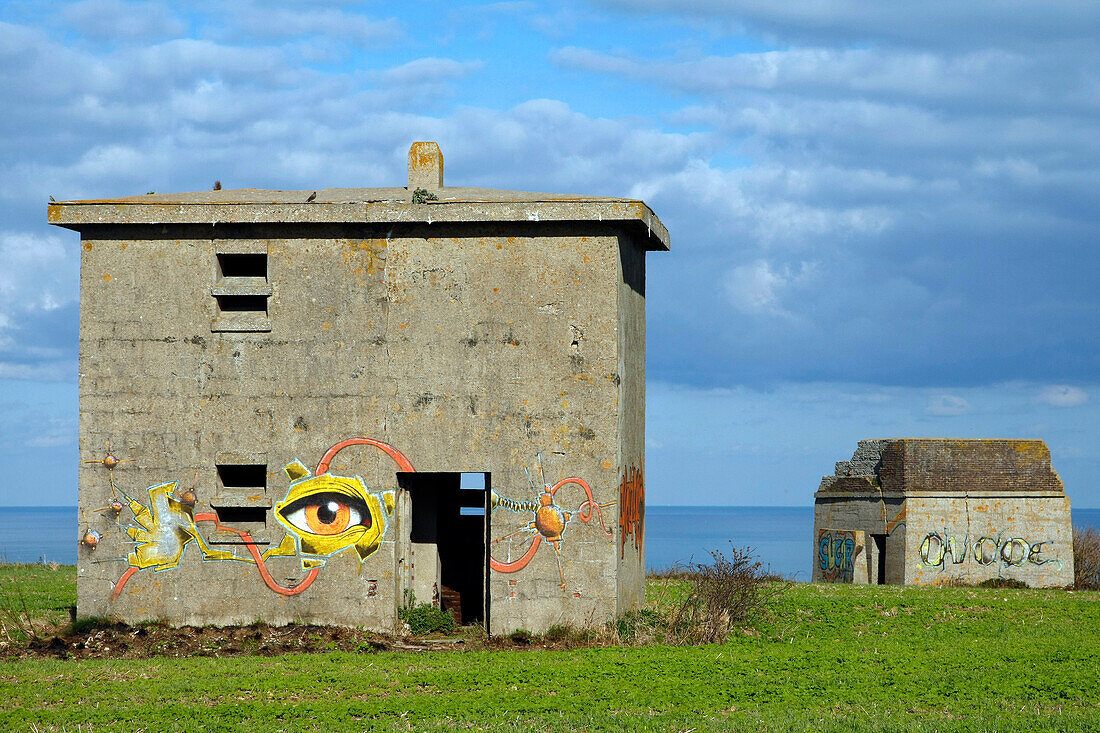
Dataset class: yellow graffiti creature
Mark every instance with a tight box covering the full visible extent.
[125,482,244,570]
[265,460,395,570]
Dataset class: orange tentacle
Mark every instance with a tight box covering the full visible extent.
[316,437,415,474]
[490,535,543,573]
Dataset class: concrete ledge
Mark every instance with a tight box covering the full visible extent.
[815,490,1069,500]
[211,283,273,297]
[211,313,271,333]
[49,195,670,251]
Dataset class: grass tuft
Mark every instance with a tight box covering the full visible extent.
[665,543,788,645]
[68,615,116,635]
[398,602,455,635]
[507,628,532,645]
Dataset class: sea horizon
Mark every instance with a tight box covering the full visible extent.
[5,505,1100,580]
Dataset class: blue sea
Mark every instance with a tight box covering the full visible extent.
[4,505,1100,580]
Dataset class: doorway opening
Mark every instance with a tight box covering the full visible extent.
[871,533,887,584]
[398,472,490,629]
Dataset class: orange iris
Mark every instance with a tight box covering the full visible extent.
[303,500,352,535]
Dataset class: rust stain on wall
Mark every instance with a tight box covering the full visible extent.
[619,466,644,557]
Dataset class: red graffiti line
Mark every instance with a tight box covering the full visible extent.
[111,515,321,600]
[489,477,610,574]
[316,437,415,474]
[618,466,644,558]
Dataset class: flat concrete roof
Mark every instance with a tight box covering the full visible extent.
[47,185,670,251]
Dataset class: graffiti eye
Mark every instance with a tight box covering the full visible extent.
[281,493,371,536]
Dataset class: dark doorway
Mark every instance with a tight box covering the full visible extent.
[398,472,490,629]
[872,534,887,584]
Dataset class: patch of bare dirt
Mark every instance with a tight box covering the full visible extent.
[3,622,585,661]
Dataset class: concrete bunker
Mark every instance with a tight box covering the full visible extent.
[813,439,1074,587]
[52,142,669,634]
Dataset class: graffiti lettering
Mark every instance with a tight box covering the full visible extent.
[918,533,967,567]
[618,466,644,558]
[918,531,1060,571]
[818,529,862,583]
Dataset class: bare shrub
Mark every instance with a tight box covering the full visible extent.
[1073,526,1100,590]
[0,585,38,642]
[666,543,787,645]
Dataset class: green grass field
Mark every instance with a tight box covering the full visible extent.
[2,564,1099,731]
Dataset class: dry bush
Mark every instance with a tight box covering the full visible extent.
[1073,525,1100,590]
[666,544,787,645]
[646,565,701,582]
[0,586,38,642]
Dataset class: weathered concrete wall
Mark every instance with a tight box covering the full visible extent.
[72,222,654,632]
[385,225,624,635]
[813,439,1073,587]
[813,496,905,584]
[409,542,442,610]
[615,235,646,614]
[904,495,1072,586]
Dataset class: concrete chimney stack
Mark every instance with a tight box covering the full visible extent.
[408,141,443,190]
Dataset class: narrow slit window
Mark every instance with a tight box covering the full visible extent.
[217,463,267,489]
[216,295,268,313]
[212,251,271,331]
[213,506,269,525]
[217,253,267,279]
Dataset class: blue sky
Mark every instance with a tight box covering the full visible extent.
[1,0,1097,506]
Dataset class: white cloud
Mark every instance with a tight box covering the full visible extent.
[0,231,79,379]
[973,157,1042,183]
[375,58,484,86]
[59,0,187,40]
[724,259,817,317]
[24,417,77,448]
[0,361,73,381]
[554,46,1063,109]
[215,4,402,46]
[592,0,1100,50]
[1037,385,1089,408]
[926,394,973,416]
[0,232,77,318]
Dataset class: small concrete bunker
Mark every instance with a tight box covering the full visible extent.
[814,439,1073,587]
[51,142,668,634]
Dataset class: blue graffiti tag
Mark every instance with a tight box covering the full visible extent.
[819,530,858,582]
